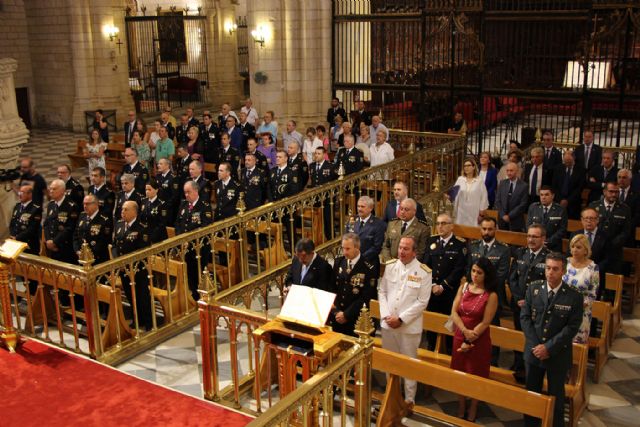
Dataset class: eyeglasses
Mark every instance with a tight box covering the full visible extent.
[581,216,598,221]
[435,221,452,226]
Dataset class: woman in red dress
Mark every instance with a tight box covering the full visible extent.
[450,257,499,421]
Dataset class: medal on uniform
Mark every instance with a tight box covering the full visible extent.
[534,289,539,296]
[90,224,101,236]
[430,243,436,250]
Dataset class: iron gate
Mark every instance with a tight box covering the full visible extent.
[332,0,640,155]
[125,12,209,113]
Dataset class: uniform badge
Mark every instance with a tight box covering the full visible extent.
[228,189,235,198]
[323,169,330,176]
[20,213,31,222]
[352,288,360,295]
[430,243,436,250]
[349,156,355,162]
[282,175,288,182]
[90,224,101,236]
[534,289,539,296]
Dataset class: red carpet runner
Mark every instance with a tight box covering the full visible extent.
[0,340,252,427]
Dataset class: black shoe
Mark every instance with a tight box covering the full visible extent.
[513,370,526,384]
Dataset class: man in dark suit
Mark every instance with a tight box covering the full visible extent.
[573,130,602,174]
[326,97,347,126]
[44,179,80,265]
[238,111,256,154]
[524,147,552,206]
[174,181,214,300]
[57,164,85,207]
[508,224,549,381]
[175,145,194,189]
[156,158,180,224]
[113,200,153,331]
[160,111,175,140]
[124,110,137,148]
[114,174,144,224]
[495,161,529,231]
[73,194,112,264]
[286,140,309,194]
[213,162,240,221]
[329,233,378,336]
[527,186,567,252]
[185,107,199,128]
[284,238,334,292]
[552,149,585,220]
[351,100,372,134]
[348,196,386,271]
[225,113,244,154]
[218,132,241,179]
[541,130,562,173]
[587,150,618,203]
[10,184,42,256]
[140,179,169,244]
[88,167,115,220]
[382,181,428,223]
[310,147,337,239]
[334,134,364,176]
[521,253,583,427]
[121,147,149,193]
[422,213,466,351]
[589,182,632,275]
[617,169,639,238]
[188,161,212,202]
[241,153,269,211]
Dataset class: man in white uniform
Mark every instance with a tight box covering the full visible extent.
[378,235,432,407]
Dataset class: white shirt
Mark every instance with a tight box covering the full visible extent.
[528,163,543,196]
[241,106,259,126]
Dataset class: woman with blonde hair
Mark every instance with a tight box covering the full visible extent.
[563,233,599,343]
[451,157,488,226]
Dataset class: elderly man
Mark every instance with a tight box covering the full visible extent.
[114,173,144,223]
[282,120,303,153]
[574,129,602,173]
[284,238,333,293]
[524,147,552,206]
[495,161,528,231]
[508,223,550,381]
[241,98,259,126]
[334,134,364,176]
[44,179,80,264]
[369,115,389,142]
[382,181,427,223]
[124,110,137,147]
[617,168,638,232]
[379,235,432,407]
[121,147,149,193]
[73,194,112,264]
[10,184,42,294]
[57,164,85,207]
[174,181,214,300]
[369,129,395,179]
[587,150,618,203]
[541,130,562,171]
[286,140,309,194]
[422,213,466,351]
[113,200,152,331]
[381,198,430,262]
[329,233,378,336]
[188,161,211,202]
[552,149,585,220]
[349,196,386,270]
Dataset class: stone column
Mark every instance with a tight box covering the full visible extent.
[0,59,29,238]
[204,0,244,109]
[246,0,332,131]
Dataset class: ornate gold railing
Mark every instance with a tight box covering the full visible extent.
[4,130,464,365]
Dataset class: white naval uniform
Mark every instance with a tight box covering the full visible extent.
[378,257,432,402]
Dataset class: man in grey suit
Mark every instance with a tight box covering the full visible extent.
[495,161,528,231]
[521,253,583,427]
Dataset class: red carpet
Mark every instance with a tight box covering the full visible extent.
[0,340,252,427]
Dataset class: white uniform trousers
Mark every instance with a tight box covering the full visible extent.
[380,328,422,403]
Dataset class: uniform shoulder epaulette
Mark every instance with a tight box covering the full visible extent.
[384,258,396,265]
[33,203,41,209]
[430,233,439,237]
[417,219,429,226]
[494,240,508,247]
[99,214,109,221]
[455,236,466,243]
[529,279,545,288]
[390,217,401,221]
[420,263,432,273]
[364,260,374,269]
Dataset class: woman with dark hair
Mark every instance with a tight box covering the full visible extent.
[450,257,499,421]
[479,151,498,208]
[452,157,488,226]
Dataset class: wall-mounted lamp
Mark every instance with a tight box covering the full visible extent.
[225,21,238,36]
[105,24,120,42]
[251,26,266,47]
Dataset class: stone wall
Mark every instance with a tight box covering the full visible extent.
[0,0,36,125]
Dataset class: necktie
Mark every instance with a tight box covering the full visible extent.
[562,168,571,197]
[396,202,401,217]
[529,250,536,264]
[507,182,514,210]
[604,167,608,181]
[543,206,549,221]
[546,149,551,159]
[360,220,365,229]
[277,168,281,179]
[401,222,407,234]
[585,146,591,168]
[547,289,556,307]
[606,205,612,215]
[246,170,251,179]
[188,202,194,212]
[316,163,320,173]
[620,189,626,203]
[124,223,129,233]
[482,244,489,256]
[531,166,538,196]
[587,231,593,245]
[300,264,308,283]
[509,181,514,195]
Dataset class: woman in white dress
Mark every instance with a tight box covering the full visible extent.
[452,158,488,226]
[563,234,599,344]
[302,126,323,164]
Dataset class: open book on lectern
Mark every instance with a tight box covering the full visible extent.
[277,285,336,329]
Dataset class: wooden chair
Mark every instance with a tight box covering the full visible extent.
[149,255,194,321]
[622,247,640,313]
[588,300,610,383]
[605,273,623,346]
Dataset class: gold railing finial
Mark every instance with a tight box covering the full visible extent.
[337,162,345,180]
[78,241,95,268]
[201,267,215,295]
[354,304,375,342]
[409,140,415,154]
[236,191,246,216]
[535,126,542,144]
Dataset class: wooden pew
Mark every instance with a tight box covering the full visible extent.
[369,301,588,427]
[210,238,242,290]
[12,263,134,349]
[149,255,195,321]
[622,247,640,313]
[589,300,610,383]
[605,273,623,346]
[246,220,288,270]
[300,207,325,245]
[68,139,88,169]
[483,210,581,234]
[373,347,555,427]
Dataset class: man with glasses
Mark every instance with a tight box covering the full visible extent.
[508,223,549,382]
[57,164,85,207]
[569,207,610,298]
[588,181,631,275]
[422,213,466,352]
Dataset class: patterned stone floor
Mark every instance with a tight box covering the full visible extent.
[20,126,640,426]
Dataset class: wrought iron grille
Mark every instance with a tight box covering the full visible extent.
[237,15,250,97]
[332,1,640,155]
[125,12,209,113]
